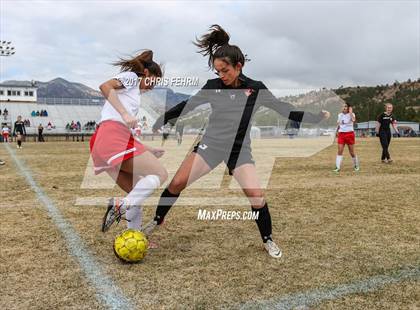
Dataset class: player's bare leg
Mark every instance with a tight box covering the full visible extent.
[348,144,359,171]
[143,152,212,235]
[102,151,167,232]
[232,164,282,258]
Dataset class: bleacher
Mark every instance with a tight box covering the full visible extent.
[0,100,159,135]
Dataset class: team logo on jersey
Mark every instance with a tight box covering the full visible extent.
[230,94,236,100]
[215,89,221,93]
[244,88,255,97]
[199,143,208,150]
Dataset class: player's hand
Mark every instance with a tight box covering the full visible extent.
[321,110,331,120]
[348,106,353,113]
[122,112,138,129]
[150,147,165,158]
[152,127,161,134]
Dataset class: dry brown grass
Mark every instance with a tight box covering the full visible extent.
[0,137,419,309]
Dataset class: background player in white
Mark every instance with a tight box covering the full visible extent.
[2,126,10,143]
[333,103,360,172]
[90,50,168,233]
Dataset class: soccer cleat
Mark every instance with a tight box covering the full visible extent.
[387,159,393,163]
[141,219,158,236]
[0,160,5,165]
[332,167,340,173]
[101,198,125,232]
[354,166,360,172]
[264,240,282,258]
[382,159,388,164]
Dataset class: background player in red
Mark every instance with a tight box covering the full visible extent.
[333,103,359,173]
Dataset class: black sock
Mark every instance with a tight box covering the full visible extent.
[154,188,180,225]
[17,141,21,147]
[252,203,272,243]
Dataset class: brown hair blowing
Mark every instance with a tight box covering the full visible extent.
[194,24,246,69]
[113,50,162,77]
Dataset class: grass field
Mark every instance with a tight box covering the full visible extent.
[0,137,419,309]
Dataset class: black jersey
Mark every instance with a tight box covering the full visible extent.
[377,112,396,132]
[154,73,324,150]
[13,121,26,135]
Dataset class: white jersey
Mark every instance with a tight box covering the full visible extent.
[337,112,355,132]
[100,71,141,124]
[2,127,10,134]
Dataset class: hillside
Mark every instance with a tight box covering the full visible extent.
[334,79,420,122]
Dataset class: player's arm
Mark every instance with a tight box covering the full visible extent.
[391,119,400,135]
[22,122,26,135]
[257,82,330,123]
[12,122,17,136]
[375,114,381,134]
[348,107,356,122]
[153,80,212,132]
[99,78,137,128]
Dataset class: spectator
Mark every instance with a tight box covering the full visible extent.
[66,123,70,131]
[3,108,8,115]
[38,124,45,142]
[47,121,52,130]
[2,125,10,142]
[36,111,40,117]
[31,110,36,117]
[44,110,48,117]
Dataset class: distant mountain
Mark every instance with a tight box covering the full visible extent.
[1,77,103,99]
[142,87,191,113]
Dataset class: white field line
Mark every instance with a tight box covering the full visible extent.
[4,143,134,310]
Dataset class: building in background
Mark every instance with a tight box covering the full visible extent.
[0,81,38,102]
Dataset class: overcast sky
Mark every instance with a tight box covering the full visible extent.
[1,0,419,96]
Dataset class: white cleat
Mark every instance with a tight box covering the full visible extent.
[141,219,158,236]
[264,240,282,258]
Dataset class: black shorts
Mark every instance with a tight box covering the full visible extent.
[192,141,255,175]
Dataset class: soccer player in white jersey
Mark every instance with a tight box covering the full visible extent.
[333,103,360,173]
[90,50,168,233]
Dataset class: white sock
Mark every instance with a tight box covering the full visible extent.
[123,175,160,208]
[126,206,143,230]
[336,155,343,169]
[352,156,359,167]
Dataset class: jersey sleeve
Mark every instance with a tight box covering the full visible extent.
[113,71,139,89]
[153,80,212,131]
[257,82,324,123]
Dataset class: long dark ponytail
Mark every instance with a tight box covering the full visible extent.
[194,24,246,69]
[113,50,162,77]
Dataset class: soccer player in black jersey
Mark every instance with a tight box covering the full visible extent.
[13,116,26,149]
[139,25,329,258]
[376,103,399,163]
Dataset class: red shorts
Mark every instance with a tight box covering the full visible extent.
[337,131,355,145]
[89,120,147,174]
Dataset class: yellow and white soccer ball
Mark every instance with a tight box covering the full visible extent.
[113,229,148,263]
